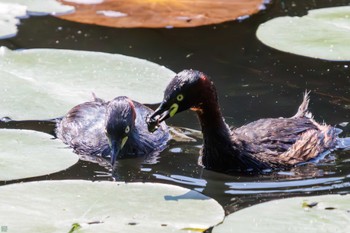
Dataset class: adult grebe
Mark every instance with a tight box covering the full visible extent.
[147,70,350,173]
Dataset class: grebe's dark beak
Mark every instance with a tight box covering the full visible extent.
[110,140,121,166]
[147,102,173,132]
[110,135,128,165]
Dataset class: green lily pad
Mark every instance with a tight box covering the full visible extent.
[0,47,175,119]
[0,180,225,232]
[256,6,350,61]
[0,129,78,181]
[213,194,350,233]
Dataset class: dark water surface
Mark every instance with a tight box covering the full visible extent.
[1,0,350,215]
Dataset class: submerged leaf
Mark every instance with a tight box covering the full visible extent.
[0,129,78,181]
[257,6,350,61]
[302,201,318,209]
[57,0,268,28]
[213,194,350,233]
[181,227,206,232]
[0,47,174,119]
[0,180,225,232]
[68,223,82,233]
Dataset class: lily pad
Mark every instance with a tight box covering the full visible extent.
[0,129,78,181]
[0,0,74,39]
[256,6,350,61]
[213,194,350,233]
[58,0,268,28]
[0,47,175,119]
[0,3,27,39]
[0,0,74,15]
[0,180,225,232]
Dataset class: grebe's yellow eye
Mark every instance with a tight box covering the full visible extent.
[125,126,130,134]
[176,94,184,102]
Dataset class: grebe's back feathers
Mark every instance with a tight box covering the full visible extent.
[231,92,340,167]
[56,99,109,156]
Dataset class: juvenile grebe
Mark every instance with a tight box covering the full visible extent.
[147,70,350,173]
[57,95,170,165]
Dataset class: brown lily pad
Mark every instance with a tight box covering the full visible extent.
[57,0,267,28]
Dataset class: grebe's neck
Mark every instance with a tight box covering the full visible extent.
[194,78,231,140]
[193,86,263,173]
[194,91,239,171]
[185,73,269,173]
[193,80,236,169]
[196,99,231,139]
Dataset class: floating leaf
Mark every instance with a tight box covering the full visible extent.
[57,0,267,28]
[0,0,74,39]
[0,129,78,181]
[0,0,74,15]
[213,194,350,233]
[256,6,350,61]
[0,47,175,119]
[0,180,225,232]
[0,3,27,39]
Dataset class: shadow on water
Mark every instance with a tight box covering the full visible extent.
[0,0,350,217]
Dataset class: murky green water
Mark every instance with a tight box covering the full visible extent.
[1,0,349,216]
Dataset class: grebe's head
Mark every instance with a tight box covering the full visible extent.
[105,96,136,165]
[147,69,215,132]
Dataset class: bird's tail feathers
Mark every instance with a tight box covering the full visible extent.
[293,90,313,119]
